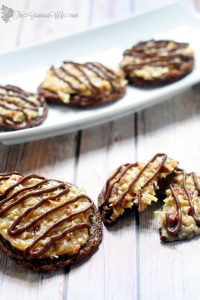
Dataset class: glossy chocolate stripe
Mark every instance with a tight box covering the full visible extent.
[185,171,200,225]
[165,169,200,236]
[0,179,49,208]
[0,173,93,259]
[0,85,32,95]
[51,66,80,92]
[137,189,142,211]
[0,106,28,127]
[125,51,190,59]
[0,86,41,106]
[0,97,38,110]
[0,173,20,181]
[165,185,182,236]
[124,52,182,59]
[48,61,123,101]
[86,62,114,77]
[0,172,21,176]
[0,171,22,176]
[0,182,66,216]
[23,202,92,251]
[111,153,167,208]
[0,94,39,108]
[0,176,10,181]
[110,164,147,208]
[140,154,167,188]
[126,40,189,53]
[60,66,83,92]
[0,86,42,107]
[85,63,113,83]
[192,172,200,193]
[85,63,116,89]
[24,223,91,260]
[123,40,192,71]
[104,163,135,203]
[8,190,92,236]
[0,175,93,259]
[0,102,26,114]
[68,62,102,94]
[94,62,117,77]
[0,86,45,128]
[62,61,117,95]
[0,174,45,200]
[123,57,187,71]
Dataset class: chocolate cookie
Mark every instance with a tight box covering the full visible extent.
[98,153,178,225]
[0,172,102,271]
[38,61,126,108]
[0,85,48,130]
[120,40,194,87]
[155,168,200,242]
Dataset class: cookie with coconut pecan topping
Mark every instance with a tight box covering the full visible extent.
[120,40,194,87]
[38,61,126,108]
[155,168,200,242]
[98,154,178,225]
[0,85,47,130]
[0,172,102,271]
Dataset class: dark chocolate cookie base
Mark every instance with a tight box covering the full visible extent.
[98,189,136,227]
[0,205,102,272]
[38,86,126,108]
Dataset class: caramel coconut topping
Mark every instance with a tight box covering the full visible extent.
[99,153,178,223]
[155,168,200,242]
[0,173,94,259]
[0,85,47,130]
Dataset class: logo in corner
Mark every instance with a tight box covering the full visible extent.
[1,5,14,23]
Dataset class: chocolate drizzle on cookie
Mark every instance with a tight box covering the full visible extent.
[51,61,119,97]
[24,223,91,260]
[101,153,167,212]
[123,40,192,70]
[165,169,200,236]
[165,184,182,236]
[0,173,93,260]
[0,85,47,130]
[121,39,194,87]
[0,172,20,181]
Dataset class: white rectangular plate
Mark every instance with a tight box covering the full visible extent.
[0,1,200,145]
